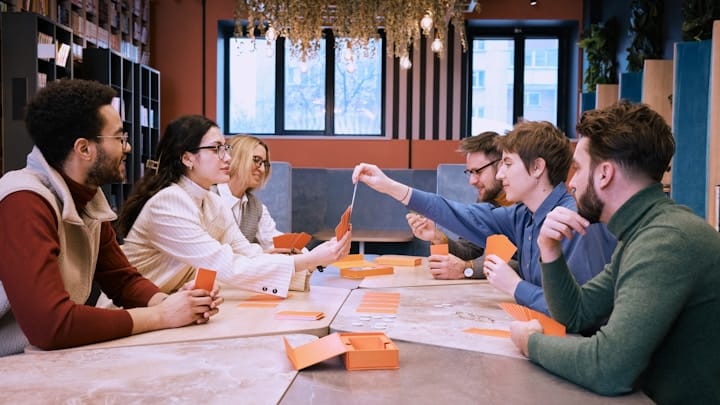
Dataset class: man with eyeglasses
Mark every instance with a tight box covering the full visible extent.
[0,79,222,356]
[353,120,616,316]
[406,132,516,280]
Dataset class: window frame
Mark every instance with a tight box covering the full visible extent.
[219,21,386,137]
[464,23,576,137]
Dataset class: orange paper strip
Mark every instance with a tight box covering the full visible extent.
[464,328,511,338]
[429,244,449,255]
[485,234,517,263]
[275,311,325,320]
[374,255,422,266]
[194,268,217,291]
[273,232,312,250]
[356,306,398,314]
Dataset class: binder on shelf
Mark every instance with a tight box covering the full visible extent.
[56,43,71,68]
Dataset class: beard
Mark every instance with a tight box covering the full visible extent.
[480,181,504,203]
[86,146,125,187]
[576,173,604,224]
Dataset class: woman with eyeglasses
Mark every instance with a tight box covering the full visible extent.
[214,135,283,252]
[104,115,351,303]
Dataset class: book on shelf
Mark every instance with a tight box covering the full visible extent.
[55,42,71,68]
[37,72,47,90]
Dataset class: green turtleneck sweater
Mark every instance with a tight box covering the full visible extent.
[528,184,720,403]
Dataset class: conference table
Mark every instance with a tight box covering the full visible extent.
[0,258,653,404]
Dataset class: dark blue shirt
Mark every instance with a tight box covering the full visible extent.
[407,183,616,314]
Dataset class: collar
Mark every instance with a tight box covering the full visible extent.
[26,147,116,224]
[177,176,213,208]
[533,182,570,221]
[607,183,666,241]
[216,183,248,210]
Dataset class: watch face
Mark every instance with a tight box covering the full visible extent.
[464,268,473,278]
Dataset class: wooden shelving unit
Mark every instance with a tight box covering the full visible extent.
[1,1,158,214]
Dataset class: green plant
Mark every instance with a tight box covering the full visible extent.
[627,0,664,72]
[682,0,720,41]
[578,18,620,92]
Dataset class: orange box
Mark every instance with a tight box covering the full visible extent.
[194,268,217,291]
[429,244,449,255]
[283,332,399,371]
[340,265,394,279]
[374,255,422,266]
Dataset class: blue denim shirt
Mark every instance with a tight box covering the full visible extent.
[407,183,617,315]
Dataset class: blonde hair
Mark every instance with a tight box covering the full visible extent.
[227,135,272,193]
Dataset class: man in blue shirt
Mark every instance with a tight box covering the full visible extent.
[352,121,616,315]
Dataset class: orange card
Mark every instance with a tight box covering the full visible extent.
[429,244,449,256]
[275,311,325,320]
[335,206,352,240]
[273,232,312,250]
[485,234,517,263]
[194,268,217,291]
[498,302,566,337]
[463,328,511,338]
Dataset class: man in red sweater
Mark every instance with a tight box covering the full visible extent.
[0,79,223,356]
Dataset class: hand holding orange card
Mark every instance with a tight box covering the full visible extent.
[429,244,449,255]
[194,267,217,291]
[335,205,352,240]
[485,234,517,262]
[498,302,566,336]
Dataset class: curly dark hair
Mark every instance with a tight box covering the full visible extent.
[24,79,116,169]
[116,115,219,237]
[577,100,674,182]
[499,121,572,186]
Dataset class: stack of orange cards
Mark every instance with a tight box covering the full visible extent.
[237,294,286,308]
[340,265,394,279]
[498,302,566,336]
[374,255,422,266]
[193,268,217,291]
[283,332,399,371]
[335,206,352,240]
[273,232,312,250]
[429,244,449,256]
[275,310,325,320]
[356,291,401,314]
[332,254,375,269]
[485,234,517,262]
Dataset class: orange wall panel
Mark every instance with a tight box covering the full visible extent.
[263,139,410,169]
[411,140,465,169]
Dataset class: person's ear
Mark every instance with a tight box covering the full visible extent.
[532,157,546,179]
[597,162,614,188]
[181,151,194,170]
[74,138,94,161]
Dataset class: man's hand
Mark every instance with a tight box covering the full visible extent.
[427,253,466,279]
[538,206,590,263]
[483,254,522,296]
[406,212,444,243]
[510,319,543,357]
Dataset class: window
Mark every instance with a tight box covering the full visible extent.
[221,22,384,136]
[472,70,485,89]
[467,25,571,136]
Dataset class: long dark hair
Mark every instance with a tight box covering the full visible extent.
[116,115,218,237]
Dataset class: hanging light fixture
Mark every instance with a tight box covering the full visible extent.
[234,0,480,66]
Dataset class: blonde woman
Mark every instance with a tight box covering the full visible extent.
[215,135,282,251]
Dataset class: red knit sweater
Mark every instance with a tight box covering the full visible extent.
[0,174,159,350]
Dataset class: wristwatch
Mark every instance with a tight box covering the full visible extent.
[463,266,474,278]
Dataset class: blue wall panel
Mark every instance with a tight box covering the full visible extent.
[671,40,712,218]
[620,72,643,103]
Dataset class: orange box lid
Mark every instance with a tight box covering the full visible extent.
[340,265,394,279]
[429,244,449,256]
[374,255,422,266]
[283,332,399,371]
[194,268,216,291]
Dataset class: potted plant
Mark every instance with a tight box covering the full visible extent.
[681,0,720,41]
[578,18,620,109]
[627,0,663,72]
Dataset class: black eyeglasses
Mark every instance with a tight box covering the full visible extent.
[252,155,271,169]
[463,159,500,177]
[97,132,130,149]
[191,144,232,160]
